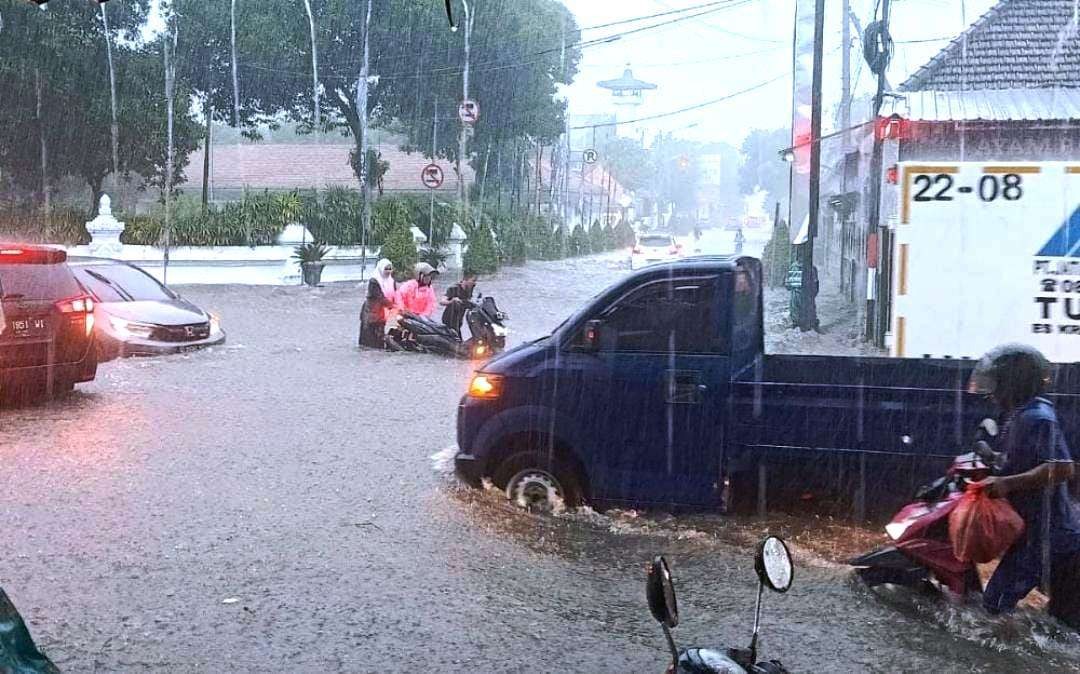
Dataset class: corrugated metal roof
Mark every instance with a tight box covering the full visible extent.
[881,88,1080,121]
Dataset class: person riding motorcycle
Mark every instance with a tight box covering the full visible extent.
[970,344,1080,629]
[397,262,439,318]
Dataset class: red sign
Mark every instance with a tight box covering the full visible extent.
[421,163,444,189]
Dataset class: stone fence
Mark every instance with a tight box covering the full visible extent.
[68,194,467,285]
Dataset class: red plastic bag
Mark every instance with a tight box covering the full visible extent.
[948,483,1026,564]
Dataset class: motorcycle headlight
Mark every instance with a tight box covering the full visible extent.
[492,324,507,337]
[109,316,155,339]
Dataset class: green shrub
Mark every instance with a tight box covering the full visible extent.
[603,223,617,250]
[418,245,448,270]
[372,197,412,247]
[0,207,90,245]
[497,220,527,264]
[614,219,636,248]
[306,187,362,245]
[763,219,792,288]
[569,223,591,257]
[589,219,605,252]
[463,222,499,274]
[380,219,418,278]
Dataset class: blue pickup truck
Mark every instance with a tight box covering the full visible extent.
[453,256,1080,513]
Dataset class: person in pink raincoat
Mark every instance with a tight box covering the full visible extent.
[397,262,439,318]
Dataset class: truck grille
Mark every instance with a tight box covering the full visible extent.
[152,322,211,343]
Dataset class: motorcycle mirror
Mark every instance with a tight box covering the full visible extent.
[646,556,679,628]
[979,418,999,437]
[755,536,793,593]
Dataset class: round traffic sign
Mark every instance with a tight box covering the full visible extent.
[421,163,444,189]
[582,148,599,164]
[458,99,480,124]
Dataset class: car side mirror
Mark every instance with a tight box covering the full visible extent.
[979,418,999,437]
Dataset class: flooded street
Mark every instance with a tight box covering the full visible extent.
[2,235,1079,672]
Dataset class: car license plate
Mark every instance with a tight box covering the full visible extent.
[10,317,47,338]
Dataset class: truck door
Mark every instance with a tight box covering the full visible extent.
[580,274,731,507]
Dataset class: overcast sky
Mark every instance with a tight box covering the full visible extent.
[558,0,999,147]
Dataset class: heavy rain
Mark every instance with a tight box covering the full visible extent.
[2,1,1080,673]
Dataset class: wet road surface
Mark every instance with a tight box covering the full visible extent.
[3,236,1080,672]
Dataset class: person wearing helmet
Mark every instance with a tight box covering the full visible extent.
[396,263,439,318]
[971,344,1080,629]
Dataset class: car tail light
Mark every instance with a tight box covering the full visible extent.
[669,246,679,255]
[632,246,642,254]
[56,295,94,336]
[0,246,66,264]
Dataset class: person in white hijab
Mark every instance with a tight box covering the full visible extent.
[359,258,397,348]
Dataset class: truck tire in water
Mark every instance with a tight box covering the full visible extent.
[495,452,582,513]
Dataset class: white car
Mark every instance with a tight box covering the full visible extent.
[631,233,683,270]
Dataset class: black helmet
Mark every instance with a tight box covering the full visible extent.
[968,343,1051,408]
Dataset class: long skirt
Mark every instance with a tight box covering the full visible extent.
[359,305,386,349]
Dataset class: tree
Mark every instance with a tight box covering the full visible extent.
[463,222,499,274]
[0,2,197,212]
[652,133,703,218]
[380,219,418,278]
[596,136,651,193]
[739,128,791,214]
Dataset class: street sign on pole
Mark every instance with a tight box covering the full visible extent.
[421,163,444,190]
[582,148,598,164]
[458,99,480,124]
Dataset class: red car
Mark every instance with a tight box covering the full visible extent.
[0,244,98,400]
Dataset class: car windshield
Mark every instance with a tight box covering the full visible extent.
[639,236,673,247]
[78,265,173,302]
[5,2,1079,672]
[0,263,82,301]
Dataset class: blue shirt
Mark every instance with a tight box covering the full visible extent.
[999,397,1080,555]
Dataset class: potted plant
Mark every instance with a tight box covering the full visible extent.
[293,241,331,286]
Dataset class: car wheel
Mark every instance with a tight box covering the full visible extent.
[495,452,582,513]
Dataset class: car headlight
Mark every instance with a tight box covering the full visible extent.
[109,316,155,339]
[209,313,222,334]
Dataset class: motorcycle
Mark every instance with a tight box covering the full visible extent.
[848,418,1001,595]
[386,294,507,360]
[647,536,793,674]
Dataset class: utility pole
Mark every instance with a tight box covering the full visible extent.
[100,3,119,202]
[303,0,320,126]
[802,0,825,332]
[457,0,474,218]
[841,0,851,150]
[357,0,373,280]
[163,9,178,285]
[230,0,240,126]
[429,98,438,243]
[867,0,892,344]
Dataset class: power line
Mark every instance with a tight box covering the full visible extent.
[570,71,790,130]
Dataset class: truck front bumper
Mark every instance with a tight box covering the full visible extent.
[453,449,484,488]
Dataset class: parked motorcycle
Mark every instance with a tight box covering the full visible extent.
[386,294,507,360]
[848,418,1001,595]
[647,536,793,674]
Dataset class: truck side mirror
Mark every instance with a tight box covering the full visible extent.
[582,319,603,351]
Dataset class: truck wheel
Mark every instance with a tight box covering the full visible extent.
[495,452,582,513]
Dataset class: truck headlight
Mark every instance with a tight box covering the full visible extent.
[467,374,502,399]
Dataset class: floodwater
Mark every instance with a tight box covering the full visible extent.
[2,230,1078,672]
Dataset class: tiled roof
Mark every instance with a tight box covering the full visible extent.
[901,0,1080,92]
[183,143,471,194]
[882,87,1080,121]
